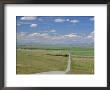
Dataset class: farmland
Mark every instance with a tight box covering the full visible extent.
[16,45,94,74]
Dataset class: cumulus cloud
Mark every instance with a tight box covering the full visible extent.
[54,18,65,22]
[28,33,40,37]
[17,32,27,40]
[20,16,37,20]
[30,24,37,28]
[54,18,80,24]
[17,31,94,44]
[87,31,94,40]
[50,30,56,32]
[17,32,49,40]
[70,19,79,23]
[64,33,77,37]
[66,19,70,21]
[17,32,82,42]
[64,33,82,40]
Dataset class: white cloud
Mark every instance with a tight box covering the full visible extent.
[20,16,37,20]
[54,18,65,22]
[90,17,94,21]
[17,32,27,40]
[64,33,82,40]
[30,24,37,28]
[87,31,94,40]
[17,32,83,42]
[50,30,56,32]
[70,20,79,23]
[64,33,77,38]
[28,33,40,37]
[17,31,94,44]
[54,18,79,24]
[66,19,70,21]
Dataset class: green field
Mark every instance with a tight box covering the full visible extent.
[16,45,94,74]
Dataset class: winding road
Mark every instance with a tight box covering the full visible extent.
[36,52,71,74]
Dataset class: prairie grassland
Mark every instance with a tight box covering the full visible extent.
[16,49,67,74]
[71,57,94,74]
[16,46,94,74]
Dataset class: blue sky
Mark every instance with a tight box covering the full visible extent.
[16,16,94,45]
